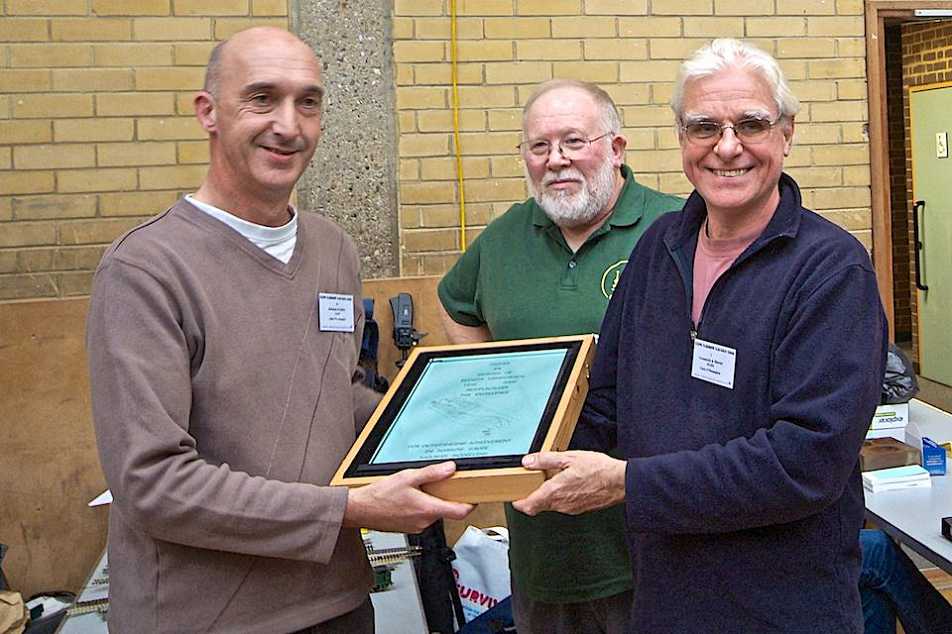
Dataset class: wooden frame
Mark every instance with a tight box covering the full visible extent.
[331,334,596,503]
[865,1,952,341]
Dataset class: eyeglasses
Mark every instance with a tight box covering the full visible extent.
[680,116,782,146]
[517,132,612,159]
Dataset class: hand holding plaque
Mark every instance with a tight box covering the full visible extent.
[512,450,627,516]
[342,460,474,533]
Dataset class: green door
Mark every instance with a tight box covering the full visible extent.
[911,83,952,387]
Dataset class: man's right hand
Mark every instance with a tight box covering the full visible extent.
[342,461,474,533]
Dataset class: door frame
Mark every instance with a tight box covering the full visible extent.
[865,1,952,340]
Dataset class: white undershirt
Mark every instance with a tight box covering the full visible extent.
[186,194,298,264]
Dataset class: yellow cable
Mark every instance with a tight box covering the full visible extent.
[449,0,466,251]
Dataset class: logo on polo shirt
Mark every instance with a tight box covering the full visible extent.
[600,260,627,299]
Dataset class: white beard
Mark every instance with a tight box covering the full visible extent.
[526,158,618,229]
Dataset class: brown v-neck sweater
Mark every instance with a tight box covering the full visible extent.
[87,199,379,633]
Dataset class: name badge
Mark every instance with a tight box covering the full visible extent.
[318,293,355,332]
[691,337,736,389]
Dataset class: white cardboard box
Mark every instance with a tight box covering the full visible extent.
[870,402,909,431]
[862,464,931,493]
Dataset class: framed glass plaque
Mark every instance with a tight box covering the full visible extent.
[331,335,596,503]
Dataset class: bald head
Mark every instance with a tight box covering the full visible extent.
[203,27,317,98]
[522,79,621,139]
[193,26,324,223]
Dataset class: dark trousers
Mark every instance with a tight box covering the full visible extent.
[860,529,952,634]
[288,598,375,634]
[510,581,632,634]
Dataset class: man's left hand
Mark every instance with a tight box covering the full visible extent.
[512,451,627,516]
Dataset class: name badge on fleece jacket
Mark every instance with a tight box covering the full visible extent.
[318,293,355,332]
[691,337,736,389]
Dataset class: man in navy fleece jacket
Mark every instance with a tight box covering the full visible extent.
[514,39,887,633]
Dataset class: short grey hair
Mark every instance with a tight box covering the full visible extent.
[671,39,800,122]
[522,79,622,137]
[203,40,228,97]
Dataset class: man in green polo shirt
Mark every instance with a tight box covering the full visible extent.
[438,79,682,633]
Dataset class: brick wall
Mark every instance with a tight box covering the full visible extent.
[885,24,910,342]
[394,0,873,276]
[901,20,952,362]
[2,1,878,297]
[0,0,288,301]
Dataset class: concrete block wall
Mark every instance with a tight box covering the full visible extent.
[393,0,874,276]
[0,0,288,301]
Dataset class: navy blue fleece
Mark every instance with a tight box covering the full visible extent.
[574,174,887,632]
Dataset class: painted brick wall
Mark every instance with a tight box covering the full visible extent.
[2,1,877,297]
[0,0,288,300]
[393,0,873,276]
[901,20,952,363]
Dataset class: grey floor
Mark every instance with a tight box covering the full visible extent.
[916,375,952,412]
[895,340,952,411]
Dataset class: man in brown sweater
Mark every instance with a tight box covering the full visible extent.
[86,27,472,634]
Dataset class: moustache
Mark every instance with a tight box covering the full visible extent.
[541,169,584,187]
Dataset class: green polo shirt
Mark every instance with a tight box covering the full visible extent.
[438,165,683,603]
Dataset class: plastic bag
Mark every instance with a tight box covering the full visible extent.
[0,591,26,634]
[882,344,919,405]
[452,526,511,623]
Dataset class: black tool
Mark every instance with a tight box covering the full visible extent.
[358,298,389,394]
[943,517,952,542]
[389,292,425,368]
[408,521,465,633]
